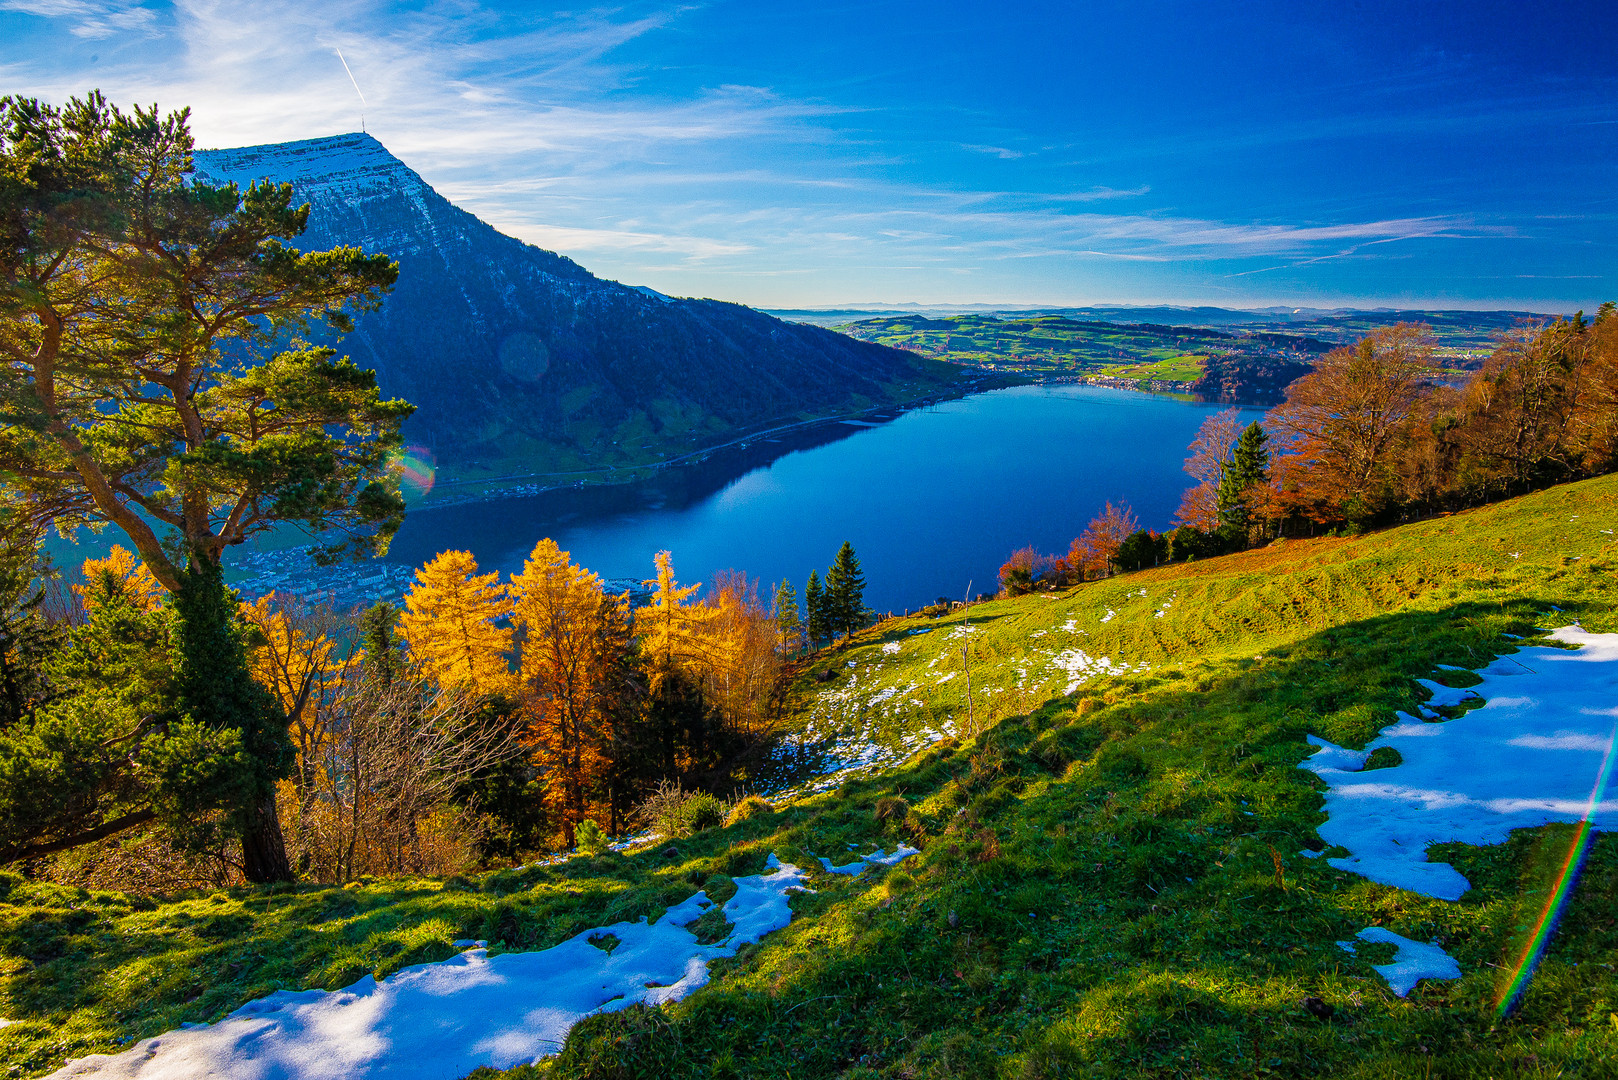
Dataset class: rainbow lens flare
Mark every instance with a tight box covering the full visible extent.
[1496,721,1618,1019]
[392,445,437,499]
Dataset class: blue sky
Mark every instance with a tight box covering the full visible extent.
[2,1,1613,310]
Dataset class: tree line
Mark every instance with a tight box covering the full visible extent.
[0,536,874,887]
[1000,313,1618,594]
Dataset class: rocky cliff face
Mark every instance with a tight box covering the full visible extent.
[193,133,960,468]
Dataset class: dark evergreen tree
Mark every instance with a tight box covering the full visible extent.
[170,560,294,880]
[803,571,829,648]
[359,602,406,687]
[823,542,867,641]
[1217,422,1271,542]
[0,535,61,726]
[772,580,802,653]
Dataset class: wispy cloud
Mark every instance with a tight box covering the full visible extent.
[961,143,1024,159]
[0,0,1601,308]
[0,0,155,38]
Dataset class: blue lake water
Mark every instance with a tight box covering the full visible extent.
[386,385,1266,613]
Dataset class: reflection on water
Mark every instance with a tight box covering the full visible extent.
[386,385,1266,613]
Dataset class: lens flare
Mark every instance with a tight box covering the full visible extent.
[1496,721,1618,1019]
[391,445,437,499]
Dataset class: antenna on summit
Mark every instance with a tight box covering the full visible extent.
[334,47,367,133]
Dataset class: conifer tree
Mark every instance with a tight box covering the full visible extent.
[772,579,802,652]
[823,541,867,641]
[359,602,405,687]
[803,570,828,648]
[1217,422,1271,540]
[512,539,634,843]
[0,94,411,881]
[400,550,512,691]
[639,550,713,690]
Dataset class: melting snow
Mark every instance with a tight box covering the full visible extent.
[1049,649,1141,695]
[881,642,901,655]
[814,845,920,876]
[1338,928,1461,997]
[1100,610,1116,624]
[46,859,812,1079]
[1302,626,1618,900]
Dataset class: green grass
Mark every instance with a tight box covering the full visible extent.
[5,477,1618,1078]
[834,313,1320,381]
[1094,353,1206,384]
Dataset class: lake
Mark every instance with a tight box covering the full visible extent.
[386,384,1266,613]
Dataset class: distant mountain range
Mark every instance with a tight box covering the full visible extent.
[192,134,971,487]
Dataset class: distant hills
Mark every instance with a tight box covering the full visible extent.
[192,134,973,490]
[771,303,1560,349]
[825,304,1559,403]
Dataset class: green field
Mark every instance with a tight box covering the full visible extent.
[5,477,1618,1078]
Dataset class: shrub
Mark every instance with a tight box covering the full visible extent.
[574,818,610,856]
[637,780,726,838]
[678,794,725,835]
[725,795,773,826]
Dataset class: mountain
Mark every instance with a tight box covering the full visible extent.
[192,134,970,483]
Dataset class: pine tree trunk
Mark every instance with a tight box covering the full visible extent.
[241,790,294,883]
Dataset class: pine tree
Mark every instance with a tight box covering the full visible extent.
[772,580,802,653]
[823,541,867,641]
[0,94,409,881]
[400,550,512,691]
[1217,422,1271,541]
[803,570,828,648]
[359,603,405,687]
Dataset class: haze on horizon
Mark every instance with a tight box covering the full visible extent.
[1,0,1613,313]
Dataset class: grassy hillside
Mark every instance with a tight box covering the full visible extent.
[4,477,1618,1078]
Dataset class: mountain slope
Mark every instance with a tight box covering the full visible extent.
[192,134,971,484]
[7,478,1617,1079]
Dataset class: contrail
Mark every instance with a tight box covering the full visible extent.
[334,47,367,132]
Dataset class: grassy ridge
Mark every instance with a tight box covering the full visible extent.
[3,478,1618,1078]
[777,477,1618,792]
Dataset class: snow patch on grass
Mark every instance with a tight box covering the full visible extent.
[1049,649,1143,695]
[1302,625,1618,900]
[814,845,920,876]
[47,858,813,1079]
[1338,928,1461,997]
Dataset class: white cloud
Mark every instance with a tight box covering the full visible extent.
[0,0,155,38]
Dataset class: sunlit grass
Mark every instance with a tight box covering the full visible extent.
[4,476,1618,1078]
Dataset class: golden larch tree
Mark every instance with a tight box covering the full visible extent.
[639,550,714,691]
[511,539,632,841]
[400,550,512,690]
[77,545,165,614]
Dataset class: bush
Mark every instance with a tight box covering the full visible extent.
[725,795,772,826]
[678,794,725,834]
[574,818,610,856]
[638,780,727,838]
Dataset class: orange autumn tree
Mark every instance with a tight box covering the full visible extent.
[1267,323,1435,522]
[1069,502,1137,580]
[77,545,165,614]
[400,550,512,691]
[510,539,634,841]
[1173,408,1242,531]
[239,597,355,794]
[699,571,781,738]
